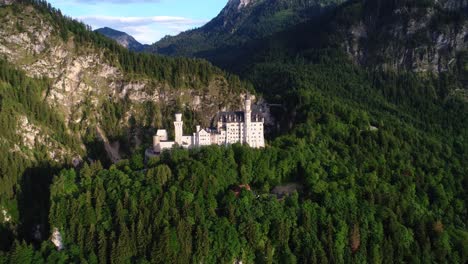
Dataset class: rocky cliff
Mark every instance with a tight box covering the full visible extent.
[0,0,15,6]
[439,0,468,11]
[340,0,468,74]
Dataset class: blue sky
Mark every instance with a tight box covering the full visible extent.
[48,0,228,44]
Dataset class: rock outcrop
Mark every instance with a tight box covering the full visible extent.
[51,228,64,250]
[228,0,255,11]
[438,0,468,11]
[0,0,15,6]
[1,208,11,223]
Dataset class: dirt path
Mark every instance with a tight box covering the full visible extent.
[271,183,303,198]
[96,126,121,163]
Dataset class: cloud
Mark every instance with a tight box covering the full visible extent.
[79,15,203,27]
[78,15,207,44]
[121,25,163,44]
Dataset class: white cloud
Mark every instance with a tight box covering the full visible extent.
[121,25,164,44]
[79,15,203,27]
[77,15,207,44]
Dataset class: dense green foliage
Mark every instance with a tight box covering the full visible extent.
[2,82,467,262]
[2,46,467,263]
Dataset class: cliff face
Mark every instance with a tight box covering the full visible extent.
[0,2,245,162]
[340,0,467,74]
[227,0,256,11]
[0,0,15,6]
[439,0,468,11]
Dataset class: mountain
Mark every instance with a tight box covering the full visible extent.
[151,0,467,81]
[147,0,346,57]
[95,27,146,51]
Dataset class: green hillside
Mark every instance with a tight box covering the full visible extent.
[2,59,467,261]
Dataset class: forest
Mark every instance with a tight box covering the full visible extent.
[0,0,467,263]
[2,80,467,262]
[1,46,467,262]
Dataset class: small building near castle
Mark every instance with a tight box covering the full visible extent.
[149,96,265,155]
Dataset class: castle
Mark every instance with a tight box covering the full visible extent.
[151,97,265,154]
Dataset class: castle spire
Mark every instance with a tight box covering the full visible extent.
[244,94,252,145]
[174,113,183,145]
[245,93,251,113]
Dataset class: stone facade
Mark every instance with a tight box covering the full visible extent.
[151,96,265,154]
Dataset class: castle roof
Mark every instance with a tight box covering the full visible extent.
[156,129,168,141]
[217,111,263,123]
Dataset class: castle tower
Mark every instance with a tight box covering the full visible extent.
[174,113,183,145]
[244,95,251,145]
[153,135,161,153]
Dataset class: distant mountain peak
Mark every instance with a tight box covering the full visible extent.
[95,27,144,51]
[99,27,123,33]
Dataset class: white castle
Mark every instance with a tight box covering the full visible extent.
[152,97,265,153]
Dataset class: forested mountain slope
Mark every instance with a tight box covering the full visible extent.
[151,0,467,82]
[2,66,467,262]
[0,0,247,248]
[148,0,346,57]
[163,0,467,131]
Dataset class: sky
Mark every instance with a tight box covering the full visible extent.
[48,0,228,44]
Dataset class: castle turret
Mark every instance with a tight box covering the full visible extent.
[245,96,251,113]
[174,113,183,145]
[244,96,251,145]
[153,135,161,153]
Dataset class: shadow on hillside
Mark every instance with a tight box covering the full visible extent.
[0,224,14,251]
[17,164,60,245]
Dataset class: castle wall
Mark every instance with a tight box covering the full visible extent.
[198,130,211,146]
[247,121,265,148]
[181,136,193,148]
[226,122,245,144]
[159,141,175,151]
